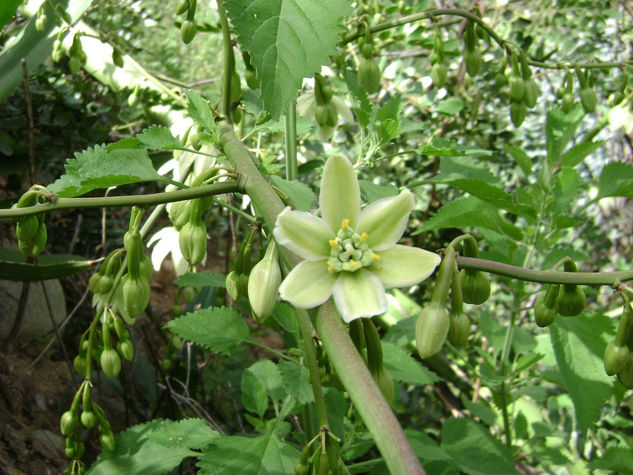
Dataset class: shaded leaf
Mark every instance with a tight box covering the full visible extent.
[278,360,314,405]
[185,89,217,133]
[436,99,464,115]
[344,69,372,129]
[503,144,532,176]
[441,418,517,475]
[597,162,633,198]
[359,180,399,202]
[382,342,440,385]
[147,418,219,449]
[414,197,523,241]
[241,370,268,417]
[549,313,614,434]
[545,105,584,165]
[420,138,493,158]
[166,307,250,355]
[588,447,633,474]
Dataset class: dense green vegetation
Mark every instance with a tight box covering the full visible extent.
[1,0,633,473]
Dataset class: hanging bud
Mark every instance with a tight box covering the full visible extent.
[533,296,557,327]
[448,313,470,346]
[556,261,585,316]
[179,220,208,266]
[464,48,482,77]
[121,274,150,319]
[358,58,381,94]
[415,302,450,359]
[604,341,631,376]
[248,241,281,323]
[100,348,121,379]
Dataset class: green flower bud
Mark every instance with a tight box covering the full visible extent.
[180,20,197,44]
[179,220,207,266]
[562,93,575,114]
[618,357,633,389]
[510,101,528,128]
[247,242,281,323]
[580,87,597,113]
[100,348,121,379]
[81,411,96,428]
[556,285,585,317]
[60,410,77,436]
[604,341,631,376]
[16,215,39,241]
[431,63,448,88]
[112,48,124,68]
[245,68,260,90]
[121,274,150,319]
[509,76,525,102]
[175,0,189,15]
[415,302,450,359]
[73,354,88,377]
[117,340,134,361]
[448,313,470,346]
[460,270,490,305]
[100,431,116,452]
[523,78,539,108]
[169,200,191,229]
[464,47,482,76]
[495,73,508,89]
[534,296,557,327]
[358,58,381,94]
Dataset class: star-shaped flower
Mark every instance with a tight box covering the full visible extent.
[273,155,440,322]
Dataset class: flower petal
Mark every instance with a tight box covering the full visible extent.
[279,260,337,308]
[274,207,333,260]
[333,269,387,322]
[357,189,415,250]
[372,245,440,288]
[319,155,361,231]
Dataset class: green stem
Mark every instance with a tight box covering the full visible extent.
[296,308,330,428]
[315,301,424,475]
[216,0,234,122]
[211,198,257,222]
[0,181,241,219]
[285,103,298,180]
[456,256,633,285]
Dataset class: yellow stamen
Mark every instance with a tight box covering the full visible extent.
[329,239,338,247]
[341,218,349,229]
[328,262,334,273]
[372,253,381,261]
[359,232,368,242]
[348,261,360,269]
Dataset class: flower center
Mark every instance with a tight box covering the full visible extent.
[327,218,382,273]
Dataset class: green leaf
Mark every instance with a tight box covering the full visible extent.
[146,418,219,449]
[435,99,464,115]
[278,360,314,405]
[0,0,22,32]
[184,89,217,133]
[343,69,372,129]
[503,144,532,176]
[137,125,181,150]
[87,420,198,475]
[588,447,633,474]
[246,360,285,402]
[271,302,298,333]
[358,180,399,202]
[382,342,440,385]
[269,175,316,211]
[174,271,226,288]
[166,307,250,355]
[196,430,300,474]
[225,0,353,119]
[460,396,497,426]
[545,105,584,165]
[48,144,168,197]
[404,429,453,463]
[420,138,493,158]
[549,313,614,434]
[560,140,606,168]
[541,246,587,270]
[424,157,534,218]
[440,418,517,475]
[0,253,96,281]
[374,95,402,146]
[241,369,268,417]
[597,162,633,198]
[553,167,579,212]
[414,196,523,241]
